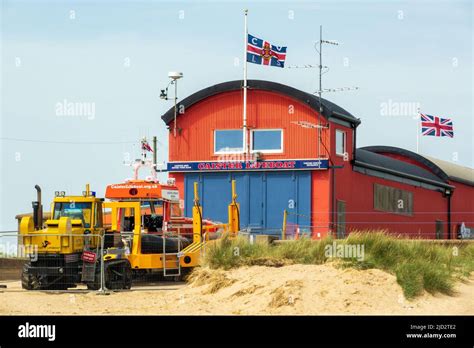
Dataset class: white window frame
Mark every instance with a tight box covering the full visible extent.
[250,129,284,154]
[335,129,346,157]
[214,129,245,155]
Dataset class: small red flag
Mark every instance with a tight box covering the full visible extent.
[141,140,153,152]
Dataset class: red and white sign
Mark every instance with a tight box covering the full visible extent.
[81,251,97,263]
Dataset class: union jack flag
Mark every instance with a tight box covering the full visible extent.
[247,34,287,68]
[420,113,454,138]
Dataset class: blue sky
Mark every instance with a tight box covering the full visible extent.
[1,0,472,231]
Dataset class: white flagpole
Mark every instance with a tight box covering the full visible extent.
[416,108,420,154]
[243,9,248,155]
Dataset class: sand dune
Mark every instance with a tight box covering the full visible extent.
[1,263,473,315]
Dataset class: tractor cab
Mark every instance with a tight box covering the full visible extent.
[52,194,103,230]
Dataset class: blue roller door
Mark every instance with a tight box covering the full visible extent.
[184,171,311,234]
[248,172,265,229]
[184,172,232,223]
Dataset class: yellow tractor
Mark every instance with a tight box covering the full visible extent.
[18,184,128,290]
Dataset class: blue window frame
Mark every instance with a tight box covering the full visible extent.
[251,129,283,153]
[214,130,244,153]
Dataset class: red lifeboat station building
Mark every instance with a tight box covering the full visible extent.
[162,80,474,239]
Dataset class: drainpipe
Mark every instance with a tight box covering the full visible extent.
[352,124,357,165]
[332,166,336,235]
[329,165,344,236]
[447,190,452,239]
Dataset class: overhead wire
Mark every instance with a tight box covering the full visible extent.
[0,137,139,145]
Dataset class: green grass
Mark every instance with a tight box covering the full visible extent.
[203,232,474,299]
[204,235,335,269]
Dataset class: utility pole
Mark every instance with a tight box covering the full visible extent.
[173,79,178,137]
[153,136,157,168]
[318,25,323,157]
[243,9,249,154]
[288,26,359,237]
[160,72,183,137]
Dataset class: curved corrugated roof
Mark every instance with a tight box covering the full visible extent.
[355,149,450,188]
[161,79,361,126]
[360,146,474,187]
[424,156,474,187]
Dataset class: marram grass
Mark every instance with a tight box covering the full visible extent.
[202,232,474,299]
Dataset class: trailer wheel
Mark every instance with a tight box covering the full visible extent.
[123,264,132,289]
[104,260,132,290]
[87,260,132,290]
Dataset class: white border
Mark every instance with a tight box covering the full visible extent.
[167,158,329,172]
[250,128,284,154]
[213,129,245,155]
[335,129,346,157]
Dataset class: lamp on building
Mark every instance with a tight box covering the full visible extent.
[160,71,184,137]
[159,89,168,100]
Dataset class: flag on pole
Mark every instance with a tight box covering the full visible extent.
[141,139,153,152]
[420,113,454,138]
[247,34,287,68]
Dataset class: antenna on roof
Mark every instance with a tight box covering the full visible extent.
[291,121,328,129]
[319,87,360,93]
[289,25,359,158]
[286,64,318,69]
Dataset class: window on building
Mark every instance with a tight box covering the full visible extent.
[374,183,413,216]
[335,130,346,156]
[251,129,283,153]
[214,130,244,153]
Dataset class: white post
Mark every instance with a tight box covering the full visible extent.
[174,80,178,137]
[318,25,322,158]
[243,9,248,154]
[416,109,420,154]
